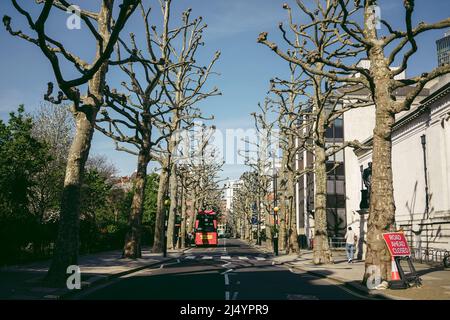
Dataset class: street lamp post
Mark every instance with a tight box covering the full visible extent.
[273,206,279,256]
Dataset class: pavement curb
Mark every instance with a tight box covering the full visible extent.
[284,262,407,300]
[48,248,191,300]
[249,242,406,300]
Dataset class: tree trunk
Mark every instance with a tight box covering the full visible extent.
[123,150,149,258]
[152,166,170,253]
[279,155,288,251]
[361,6,397,283]
[313,136,333,264]
[166,164,178,249]
[46,107,97,284]
[265,209,272,250]
[188,197,197,234]
[45,1,112,285]
[287,170,300,254]
[279,191,287,251]
[180,188,187,248]
[363,81,396,283]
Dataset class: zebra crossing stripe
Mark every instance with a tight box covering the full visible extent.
[202,256,213,260]
[185,256,195,259]
[238,256,249,260]
[221,256,231,260]
[255,257,266,261]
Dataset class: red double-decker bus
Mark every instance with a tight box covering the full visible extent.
[194,210,218,246]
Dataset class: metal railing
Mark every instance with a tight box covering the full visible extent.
[328,237,346,249]
[410,247,449,265]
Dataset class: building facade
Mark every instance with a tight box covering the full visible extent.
[294,114,347,248]
[346,76,450,260]
[293,57,450,258]
[437,32,450,67]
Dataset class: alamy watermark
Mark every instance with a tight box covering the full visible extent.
[366,5,382,30]
[365,265,382,289]
[66,5,81,30]
[170,121,283,166]
[66,265,81,290]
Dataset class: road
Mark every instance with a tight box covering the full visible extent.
[74,239,370,300]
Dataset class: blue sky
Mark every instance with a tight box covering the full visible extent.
[0,0,449,181]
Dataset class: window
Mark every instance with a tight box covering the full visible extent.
[335,118,343,139]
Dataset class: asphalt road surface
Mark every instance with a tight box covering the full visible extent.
[74,239,371,300]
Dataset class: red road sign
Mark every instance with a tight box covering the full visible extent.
[382,232,411,257]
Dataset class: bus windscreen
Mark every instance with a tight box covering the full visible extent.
[196,216,215,232]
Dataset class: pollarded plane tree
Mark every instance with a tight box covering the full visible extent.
[247,99,280,248]
[150,6,221,252]
[94,1,187,258]
[175,163,199,247]
[272,70,371,262]
[169,123,224,244]
[163,121,220,250]
[230,172,253,241]
[3,0,140,284]
[230,172,254,241]
[162,122,213,248]
[259,0,450,279]
[259,1,376,265]
[269,62,313,254]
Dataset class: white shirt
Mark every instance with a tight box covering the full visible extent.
[345,230,356,245]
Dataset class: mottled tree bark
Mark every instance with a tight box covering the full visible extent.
[363,50,396,282]
[46,106,97,283]
[279,191,287,251]
[265,210,273,250]
[47,37,110,284]
[123,149,149,258]
[313,111,333,264]
[180,189,187,248]
[166,164,178,249]
[287,169,300,254]
[152,166,170,253]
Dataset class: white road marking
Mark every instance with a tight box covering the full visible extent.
[221,268,233,275]
[225,291,230,300]
[287,294,319,300]
[232,292,238,300]
[256,257,266,261]
[185,255,195,259]
[224,274,230,285]
[221,256,231,260]
[238,256,249,260]
[159,259,181,269]
[202,256,213,260]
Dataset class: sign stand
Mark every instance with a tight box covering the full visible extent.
[383,232,422,289]
[390,256,422,289]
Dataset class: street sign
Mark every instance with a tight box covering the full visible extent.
[382,232,411,257]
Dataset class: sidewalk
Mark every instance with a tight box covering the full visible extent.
[0,247,188,300]
[251,243,450,300]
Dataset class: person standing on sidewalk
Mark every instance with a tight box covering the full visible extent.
[345,227,357,263]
